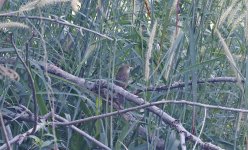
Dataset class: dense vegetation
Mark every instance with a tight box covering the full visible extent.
[0,0,248,149]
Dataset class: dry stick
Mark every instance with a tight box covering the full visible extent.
[179,132,186,150]
[0,57,231,149]
[39,63,223,150]
[4,99,248,127]
[3,103,37,125]
[10,34,38,135]
[0,112,12,150]
[3,100,241,149]
[54,115,111,150]
[0,14,113,41]
[193,107,207,150]
[4,125,13,146]
[135,77,241,94]
[54,100,248,126]
[0,113,51,150]
[0,57,239,149]
[2,108,36,125]
[0,57,242,92]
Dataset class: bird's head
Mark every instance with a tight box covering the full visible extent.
[120,64,132,74]
[115,64,133,88]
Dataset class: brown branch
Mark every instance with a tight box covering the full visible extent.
[0,57,241,93]
[54,100,248,126]
[37,62,223,150]
[0,56,241,149]
[134,77,242,94]
[0,112,12,150]
[179,131,186,150]
[2,103,38,124]
[3,99,241,149]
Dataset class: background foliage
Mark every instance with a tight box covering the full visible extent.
[0,0,248,149]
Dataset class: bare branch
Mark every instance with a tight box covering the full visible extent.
[0,14,113,40]
[52,99,248,126]
[37,62,223,150]
[0,113,51,150]
[179,131,186,150]
[193,107,207,149]
[134,77,242,94]
[0,112,12,150]
[0,57,233,149]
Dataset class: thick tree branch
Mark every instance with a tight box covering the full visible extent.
[38,62,223,150]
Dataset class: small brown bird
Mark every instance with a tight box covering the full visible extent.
[115,64,132,89]
[115,64,132,105]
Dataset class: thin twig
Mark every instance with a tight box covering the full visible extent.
[0,112,12,150]
[54,99,248,126]
[193,107,207,150]
[135,77,242,94]
[0,113,51,150]
[0,14,113,40]
[10,33,38,135]
[179,131,186,150]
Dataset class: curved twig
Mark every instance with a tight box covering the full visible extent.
[0,14,113,40]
